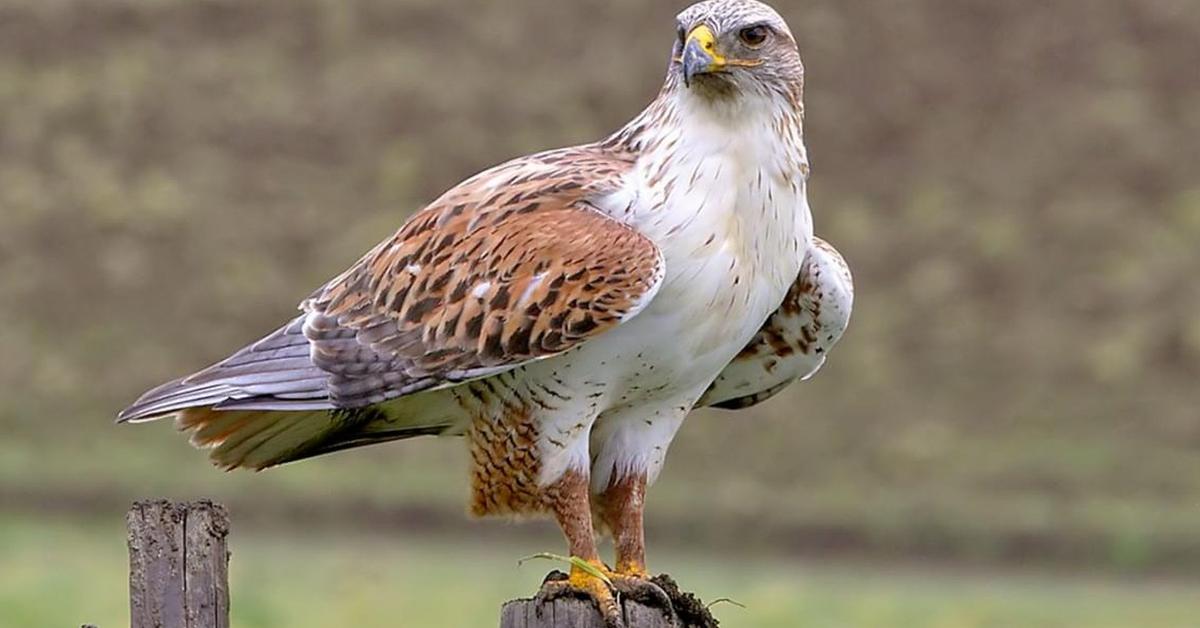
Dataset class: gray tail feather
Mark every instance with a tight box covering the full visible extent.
[278,424,451,465]
[119,315,461,470]
[117,315,332,423]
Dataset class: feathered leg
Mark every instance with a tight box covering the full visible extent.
[538,470,625,627]
[549,470,603,563]
[593,472,677,615]
[596,472,648,577]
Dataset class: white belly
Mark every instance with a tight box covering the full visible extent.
[591,246,790,400]
[523,147,811,488]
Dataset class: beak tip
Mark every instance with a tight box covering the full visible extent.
[680,39,712,87]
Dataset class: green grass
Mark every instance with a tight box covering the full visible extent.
[2,513,1198,628]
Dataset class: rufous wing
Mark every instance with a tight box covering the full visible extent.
[118,147,665,422]
[301,149,666,408]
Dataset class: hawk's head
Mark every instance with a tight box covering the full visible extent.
[671,0,803,102]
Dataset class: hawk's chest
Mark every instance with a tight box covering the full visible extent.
[599,124,812,374]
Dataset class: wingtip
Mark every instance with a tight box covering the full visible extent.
[115,405,137,424]
[115,403,174,425]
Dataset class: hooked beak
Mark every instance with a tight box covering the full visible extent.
[681,25,725,87]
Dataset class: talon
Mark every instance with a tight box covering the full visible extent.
[540,569,569,585]
[611,573,674,615]
[535,559,624,628]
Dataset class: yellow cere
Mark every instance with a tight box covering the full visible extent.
[687,24,727,65]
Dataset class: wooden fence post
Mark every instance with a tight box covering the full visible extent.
[127,500,230,628]
[499,597,676,628]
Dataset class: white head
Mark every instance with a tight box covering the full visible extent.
[605,0,806,160]
[669,0,804,106]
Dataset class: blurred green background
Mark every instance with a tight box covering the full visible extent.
[2,0,1198,626]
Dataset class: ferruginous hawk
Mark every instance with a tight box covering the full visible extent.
[119,0,852,622]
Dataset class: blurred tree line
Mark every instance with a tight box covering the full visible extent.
[1,0,1197,569]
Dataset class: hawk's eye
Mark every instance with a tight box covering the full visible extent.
[738,25,770,47]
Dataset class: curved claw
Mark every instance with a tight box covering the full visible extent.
[610,573,675,616]
[535,561,625,628]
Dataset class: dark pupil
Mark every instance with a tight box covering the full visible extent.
[740,26,767,45]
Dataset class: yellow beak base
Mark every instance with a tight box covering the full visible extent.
[686,25,727,66]
[682,24,727,85]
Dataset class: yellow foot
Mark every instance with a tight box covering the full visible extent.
[615,561,650,579]
[536,559,624,627]
[531,557,678,626]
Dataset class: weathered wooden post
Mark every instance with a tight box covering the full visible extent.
[499,597,677,628]
[126,500,230,628]
[499,573,718,628]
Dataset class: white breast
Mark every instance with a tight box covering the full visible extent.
[594,100,812,388]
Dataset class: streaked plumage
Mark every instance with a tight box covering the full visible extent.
[119,0,851,622]
[700,236,853,409]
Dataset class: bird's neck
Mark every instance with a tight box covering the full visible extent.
[604,81,807,176]
[611,84,810,212]
[593,81,812,298]
[605,72,805,154]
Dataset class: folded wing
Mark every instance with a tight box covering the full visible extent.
[119,147,664,423]
[699,236,853,410]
